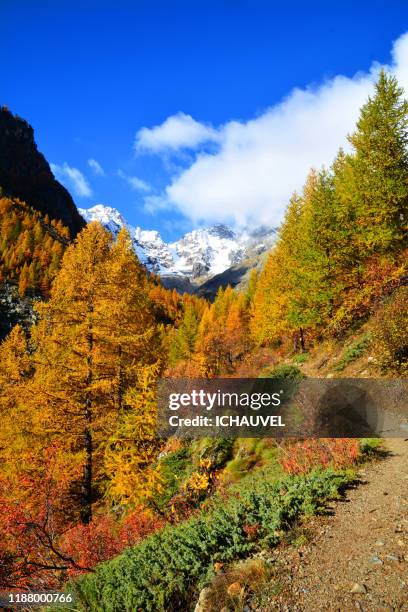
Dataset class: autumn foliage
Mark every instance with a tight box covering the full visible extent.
[0,223,166,587]
[0,196,69,296]
[280,439,360,475]
[0,70,407,594]
[251,72,407,348]
[60,510,164,577]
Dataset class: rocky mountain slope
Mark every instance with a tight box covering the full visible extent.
[0,107,85,236]
[0,283,38,340]
[79,204,276,290]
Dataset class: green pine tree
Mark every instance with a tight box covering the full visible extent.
[169,303,199,363]
[347,70,408,254]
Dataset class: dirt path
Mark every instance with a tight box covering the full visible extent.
[269,438,408,611]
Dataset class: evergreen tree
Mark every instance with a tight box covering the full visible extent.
[347,70,408,254]
[169,303,199,363]
[289,169,345,335]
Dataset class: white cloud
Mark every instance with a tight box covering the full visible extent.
[118,169,151,192]
[51,162,92,198]
[88,158,105,176]
[140,32,408,228]
[135,112,218,152]
[143,194,171,214]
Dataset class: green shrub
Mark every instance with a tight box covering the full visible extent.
[192,438,234,469]
[68,469,355,611]
[259,363,305,380]
[292,352,309,364]
[334,333,372,372]
[359,438,382,456]
[373,287,408,373]
[155,446,194,509]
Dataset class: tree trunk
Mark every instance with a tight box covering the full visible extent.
[299,327,305,352]
[116,345,123,413]
[80,313,93,525]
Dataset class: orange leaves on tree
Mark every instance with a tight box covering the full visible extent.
[0,196,69,296]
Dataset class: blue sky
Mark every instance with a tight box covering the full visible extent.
[3,1,408,240]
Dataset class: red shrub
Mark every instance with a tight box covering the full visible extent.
[61,516,122,575]
[243,523,260,540]
[119,510,165,547]
[61,508,164,576]
[280,439,360,475]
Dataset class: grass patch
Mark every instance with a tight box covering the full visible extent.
[221,440,282,484]
[248,575,283,610]
[259,363,305,380]
[202,558,275,612]
[292,352,309,365]
[283,524,313,548]
[191,438,234,469]
[259,363,306,381]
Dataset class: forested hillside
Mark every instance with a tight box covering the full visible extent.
[0,71,407,608]
[164,72,407,380]
[0,196,69,296]
[0,196,72,339]
[252,71,407,348]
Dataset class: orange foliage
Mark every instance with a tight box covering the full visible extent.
[280,439,360,475]
[0,196,69,296]
[61,510,164,577]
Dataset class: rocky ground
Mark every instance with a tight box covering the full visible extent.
[0,282,39,340]
[258,438,408,611]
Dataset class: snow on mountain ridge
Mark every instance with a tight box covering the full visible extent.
[79,204,276,280]
[79,204,126,233]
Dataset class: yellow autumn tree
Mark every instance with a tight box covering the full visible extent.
[250,248,289,345]
[195,304,220,376]
[96,227,161,411]
[103,363,163,508]
[31,222,112,523]
[195,287,251,376]
[224,292,251,364]
[250,192,305,348]
[0,325,35,487]
[31,222,161,523]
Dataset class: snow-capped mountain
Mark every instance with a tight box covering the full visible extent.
[79,204,276,281]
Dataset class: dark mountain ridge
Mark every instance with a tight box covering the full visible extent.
[0,106,85,236]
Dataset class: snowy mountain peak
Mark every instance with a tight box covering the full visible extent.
[79,205,276,281]
[79,204,127,235]
[207,224,236,239]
